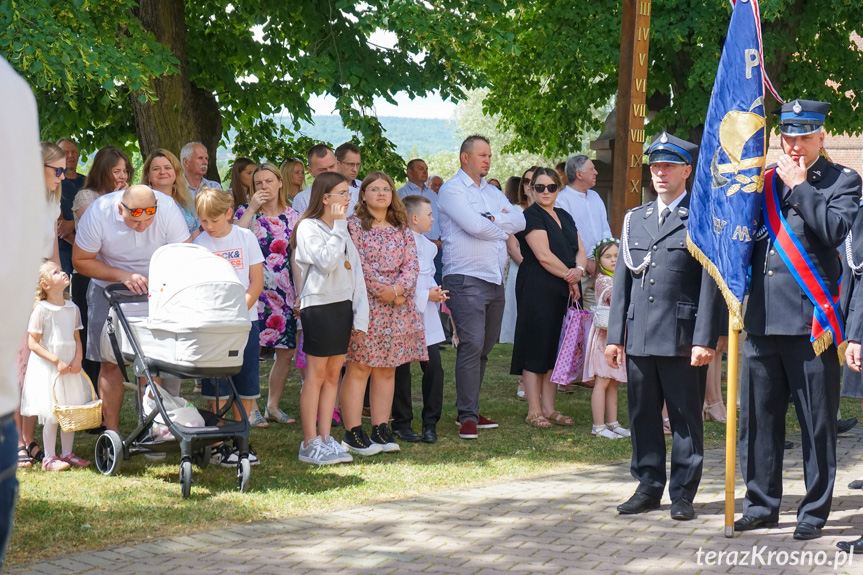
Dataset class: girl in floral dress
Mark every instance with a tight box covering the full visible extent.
[339,172,428,456]
[235,162,300,427]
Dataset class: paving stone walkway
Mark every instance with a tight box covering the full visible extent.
[9,430,863,574]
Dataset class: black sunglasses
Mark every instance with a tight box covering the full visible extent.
[45,165,65,177]
[533,183,559,194]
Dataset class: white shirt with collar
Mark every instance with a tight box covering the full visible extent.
[293,178,360,217]
[398,181,441,240]
[437,168,526,284]
[655,190,688,223]
[555,185,612,257]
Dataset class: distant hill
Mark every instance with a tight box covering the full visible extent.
[224,116,459,159]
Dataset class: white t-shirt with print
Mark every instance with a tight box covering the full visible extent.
[194,224,265,320]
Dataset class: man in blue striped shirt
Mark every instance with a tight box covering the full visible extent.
[438,135,526,439]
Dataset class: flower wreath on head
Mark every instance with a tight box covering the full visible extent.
[592,237,620,277]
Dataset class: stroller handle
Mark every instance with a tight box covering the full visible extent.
[103,283,149,305]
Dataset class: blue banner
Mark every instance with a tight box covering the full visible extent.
[687,0,767,329]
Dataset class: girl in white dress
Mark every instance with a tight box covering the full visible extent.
[20,261,91,471]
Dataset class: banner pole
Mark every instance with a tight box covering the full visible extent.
[724,319,739,537]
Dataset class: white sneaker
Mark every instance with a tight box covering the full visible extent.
[298,436,343,465]
[323,435,353,463]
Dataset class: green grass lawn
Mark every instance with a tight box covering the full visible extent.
[8,343,860,565]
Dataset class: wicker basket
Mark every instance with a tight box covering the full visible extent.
[591,304,610,329]
[52,372,103,432]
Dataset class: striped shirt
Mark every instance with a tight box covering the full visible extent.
[438,168,525,284]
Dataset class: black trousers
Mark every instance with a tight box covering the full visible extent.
[738,334,839,527]
[392,344,444,430]
[627,354,707,503]
[71,272,100,389]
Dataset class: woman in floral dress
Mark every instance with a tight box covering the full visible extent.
[339,171,428,456]
[235,162,300,427]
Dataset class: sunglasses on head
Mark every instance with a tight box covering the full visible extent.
[533,183,559,194]
[121,202,158,217]
[45,165,65,177]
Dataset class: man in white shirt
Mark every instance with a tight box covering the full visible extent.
[438,135,526,439]
[292,144,356,215]
[0,56,45,567]
[181,142,222,198]
[428,174,444,194]
[398,159,442,282]
[73,185,191,431]
[556,155,612,311]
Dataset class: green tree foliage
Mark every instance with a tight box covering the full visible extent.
[475,0,863,155]
[1,0,514,178]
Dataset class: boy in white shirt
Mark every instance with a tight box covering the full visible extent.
[392,195,448,443]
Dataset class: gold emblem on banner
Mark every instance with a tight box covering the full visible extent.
[711,97,767,195]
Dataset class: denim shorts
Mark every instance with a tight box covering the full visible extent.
[201,321,261,400]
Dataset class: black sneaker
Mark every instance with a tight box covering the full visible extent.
[370,423,400,453]
[341,426,383,456]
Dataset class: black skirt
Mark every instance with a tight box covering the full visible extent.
[300,300,353,357]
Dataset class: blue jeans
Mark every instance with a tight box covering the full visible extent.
[0,415,19,568]
[201,322,261,400]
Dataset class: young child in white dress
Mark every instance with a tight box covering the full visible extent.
[584,239,630,439]
[20,260,91,470]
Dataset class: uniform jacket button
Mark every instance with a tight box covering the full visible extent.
[769,249,776,255]
[651,262,657,267]
[649,279,655,285]
[768,270,774,276]
[648,296,655,302]
[652,245,658,251]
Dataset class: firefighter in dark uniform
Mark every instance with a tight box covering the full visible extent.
[736,99,861,540]
[606,132,721,521]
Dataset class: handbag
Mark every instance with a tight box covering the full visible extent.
[551,298,593,385]
[591,286,613,330]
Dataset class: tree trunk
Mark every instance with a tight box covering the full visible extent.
[130,0,223,183]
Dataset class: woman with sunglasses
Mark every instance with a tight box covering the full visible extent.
[235,163,301,427]
[141,149,199,238]
[510,167,586,428]
[15,142,66,468]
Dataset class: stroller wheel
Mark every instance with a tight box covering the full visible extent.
[237,458,251,493]
[94,431,124,476]
[180,460,193,498]
[192,446,211,470]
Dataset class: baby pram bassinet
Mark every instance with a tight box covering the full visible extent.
[95,243,254,497]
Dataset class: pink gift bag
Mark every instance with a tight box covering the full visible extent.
[550,300,593,385]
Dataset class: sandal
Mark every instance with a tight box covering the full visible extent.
[526,413,552,428]
[663,418,672,435]
[27,442,44,463]
[546,410,574,426]
[703,401,727,423]
[265,407,296,425]
[249,410,270,428]
[607,422,631,437]
[17,446,32,468]
[557,384,575,394]
[591,424,620,439]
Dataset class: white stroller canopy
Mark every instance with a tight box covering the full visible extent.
[147,243,250,333]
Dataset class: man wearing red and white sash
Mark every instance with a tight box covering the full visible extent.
[736,99,862,540]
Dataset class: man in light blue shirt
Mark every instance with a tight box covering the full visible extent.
[438,135,525,439]
[181,142,222,198]
[398,158,442,282]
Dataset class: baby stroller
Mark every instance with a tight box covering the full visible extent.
[95,243,253,497]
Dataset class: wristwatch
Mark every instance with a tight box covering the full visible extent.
[575,265,586,273]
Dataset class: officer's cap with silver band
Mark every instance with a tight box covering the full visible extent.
[774,99,830,136]
[647,132,698,166]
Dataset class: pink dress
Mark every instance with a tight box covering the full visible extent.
[584,274,627,382]
[347,217,428,367]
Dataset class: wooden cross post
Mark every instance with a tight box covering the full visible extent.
[611,0,652,235]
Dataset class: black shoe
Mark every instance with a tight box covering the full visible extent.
[670,498,694,520]
[848,479,863,490]
[617,492,660,515]
[734,515,778,531]
[837,536,863,554]
[421,425,437,443]
[838,417,858,434]
[392,428,421,442]
[370,423,400,453]
[793,522,822,540]
[341,426,384,456]
[784,441,794,450]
